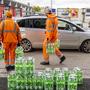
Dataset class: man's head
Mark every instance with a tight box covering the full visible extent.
[45,8,52,15]
[5,10,12,18]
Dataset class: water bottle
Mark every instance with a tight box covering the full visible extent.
[20,80,25,90]
[51,43,55,54]
[44,73,54,90]
[73,67,83,84]
[46,43,51,54]
[27,77,33,90]
[68,74,77,90]
[53,68,61,84]
[15,46,24,58]
[56,72,65,90]
[8,74,16,90]
[27,57,35,76]
[36,71,44,90]
[45,68,53,75]
[0,47,4,60]
[62,67,69,84]
[55,39,60,48]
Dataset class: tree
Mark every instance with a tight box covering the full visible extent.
[32,6,41,13]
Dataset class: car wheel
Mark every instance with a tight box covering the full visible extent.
[20,39,32,52]
[80,40,90,53]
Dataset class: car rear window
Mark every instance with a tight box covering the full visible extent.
[17,18,46,29]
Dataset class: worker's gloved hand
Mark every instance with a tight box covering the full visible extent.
[47,37,56,43]
[47,38,51,43]
[17,42,21,46]
[0,40,2,46]
[50,38,56,43]
[0,42,1,47]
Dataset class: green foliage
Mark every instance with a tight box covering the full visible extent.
[32,6,41,13]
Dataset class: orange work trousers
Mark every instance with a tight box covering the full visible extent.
[43,38,62,62]
[3,42,17,65]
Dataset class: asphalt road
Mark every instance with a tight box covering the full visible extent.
[0,49,90,78]
[24,49,90,78]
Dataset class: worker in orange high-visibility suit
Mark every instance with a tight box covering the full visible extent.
[0,10,22,71]
[40,9,66,65]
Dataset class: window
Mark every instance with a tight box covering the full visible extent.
[33,18,46,29]
[17,19,25,27]
[58,20,71,31]
[25,19,33,28]
[17,18,46,29]
[17,19,33,28]
[25,19,29,27]
[71,24,84,32]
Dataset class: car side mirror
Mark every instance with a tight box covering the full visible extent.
[72,27,77,31]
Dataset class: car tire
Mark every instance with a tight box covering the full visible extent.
[20,38,32,53]
[80,40,90,53]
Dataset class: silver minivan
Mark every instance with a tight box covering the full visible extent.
[15,15,90,53]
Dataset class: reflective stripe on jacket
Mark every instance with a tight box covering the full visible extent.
[46,14,58,41]
[0,18,21,43]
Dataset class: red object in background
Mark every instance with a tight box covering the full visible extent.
[71,9,77,16]
[10,6,16,17]
[0,4,4,18]
[20,8,22,17]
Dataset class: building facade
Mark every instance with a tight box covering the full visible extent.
[0,0,31,19]
[57,8,90,28]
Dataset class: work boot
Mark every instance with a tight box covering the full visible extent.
[5,66,11,71]
[60,55,66,64]
[10,65,15,71]
[40,61,50,65]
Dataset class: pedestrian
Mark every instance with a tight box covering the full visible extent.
[0,10,22,71]
[40,8,66,65]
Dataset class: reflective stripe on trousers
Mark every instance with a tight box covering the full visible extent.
[3,42,17,65]
[43,38,62,61]
[47,29,54,32]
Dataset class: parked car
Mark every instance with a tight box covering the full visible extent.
[15,15,90,53]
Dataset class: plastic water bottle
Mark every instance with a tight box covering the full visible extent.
[62,67,69,84]
[68,74,77,90]
[15,57,24,64]
[34,71,44,90]
[73,67,83,84]
[53,68,61,84]
[15,46,24,58]
[44,73,54,90]
[20,80,25,90]
[51,43,55,54]
[27,57,35,76]
[55,39,60,48]
[0,47,4,60]
[46,43,54,54]
[45,68,53,74]
[27,77,33,90]
[46,43,51,54]
[8,73,16,90]
[56,72,66,90]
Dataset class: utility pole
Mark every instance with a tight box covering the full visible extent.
[82,8,86,27]
[51,0,52,9]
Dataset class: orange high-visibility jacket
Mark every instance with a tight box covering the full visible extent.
[46,14,58,41]
[0,18,21,43]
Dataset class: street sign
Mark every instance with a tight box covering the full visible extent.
[52,8,56,14]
